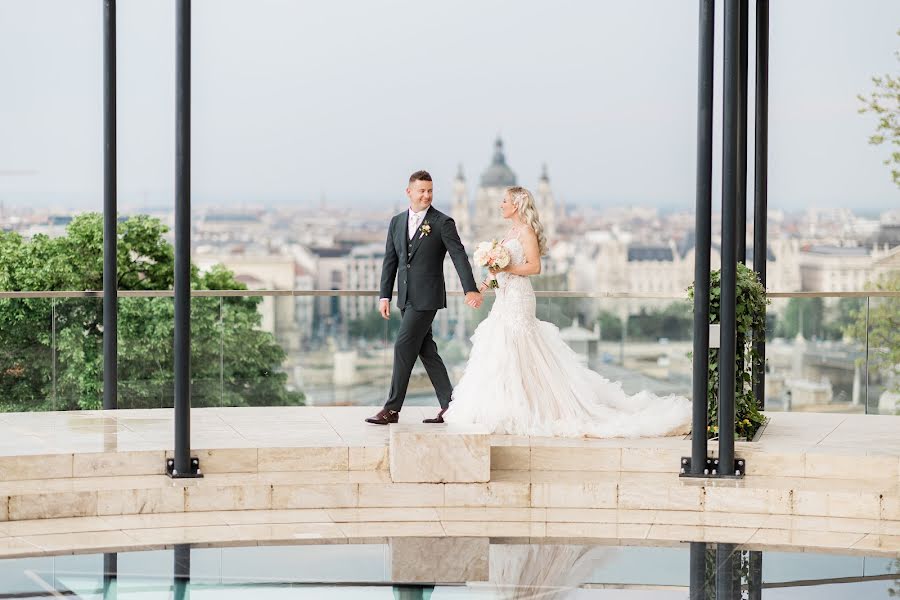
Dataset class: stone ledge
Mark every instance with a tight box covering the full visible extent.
[0,410,897,484]
[389,424,490,483]
[0,510,896,560]
[0,470,895,524]
[5,443,898,483]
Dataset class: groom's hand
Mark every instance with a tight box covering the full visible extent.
[379,299,391,319]
[465,291,483,309]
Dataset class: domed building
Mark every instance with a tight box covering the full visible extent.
[451,137,558,245]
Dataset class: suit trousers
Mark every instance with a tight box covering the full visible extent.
[384,304,453,412]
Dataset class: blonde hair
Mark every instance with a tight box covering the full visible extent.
[506,186,549,255]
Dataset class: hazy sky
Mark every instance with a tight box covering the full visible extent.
[1,0,898,213]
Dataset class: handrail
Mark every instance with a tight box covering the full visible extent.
[0,289,898,299]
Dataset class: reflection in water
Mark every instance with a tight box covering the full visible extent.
[173,544,190,600]
[474,542,755,599]
[5,540,898,598]
[102,553,116,600]
[485,544,596,599]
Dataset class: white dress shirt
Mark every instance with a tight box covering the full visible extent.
[407,207,427,240]
[381,208,429,303]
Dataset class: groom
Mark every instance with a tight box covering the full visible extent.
[365,170,483,425]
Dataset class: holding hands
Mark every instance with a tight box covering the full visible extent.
[381,294,483,315]
[465,291,484,309]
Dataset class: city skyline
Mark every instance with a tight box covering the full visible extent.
[1,0,898,212]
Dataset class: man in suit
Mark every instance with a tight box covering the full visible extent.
[365,170,483,425]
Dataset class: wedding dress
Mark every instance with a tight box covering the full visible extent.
[443,233,692,438]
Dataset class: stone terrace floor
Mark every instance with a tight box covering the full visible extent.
[0,407,896,559]
[0,406,897,457]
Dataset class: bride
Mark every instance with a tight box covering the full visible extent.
[443,186,692,438]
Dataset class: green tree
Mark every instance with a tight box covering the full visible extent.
[626,302,693,341]
[775,297,826,340]
[845,273,900,396]
[348,310,401,340]
[823,297,865,340]
[0,213,303,411]
[595,310,623,341]
[858,29,900,188]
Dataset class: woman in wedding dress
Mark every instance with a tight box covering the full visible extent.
[443,186,692,438]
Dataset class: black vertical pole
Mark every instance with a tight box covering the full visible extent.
[716,544,737,600]
[736,0,749,264]
[752,0,770,411]
[690,0,715,475]
[733,0,750,431]
[102,0,117,410]
[393,586,431,600]
[173,544,190,600]
[748,550,763,600]
[103,553,117,600]
[719,0,740,476]
[172,0,193,478]
[689,542,708,600]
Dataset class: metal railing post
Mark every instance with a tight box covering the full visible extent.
[689,0,715,476]
[752,0,770,411]
[170,0,200,479]
[718,0,741,477]
[102,0,118,410]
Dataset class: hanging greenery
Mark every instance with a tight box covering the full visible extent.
[688,262,769,441]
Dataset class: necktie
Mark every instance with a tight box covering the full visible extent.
[410,213,419,240]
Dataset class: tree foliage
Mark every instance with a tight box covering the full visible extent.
[626,302,693,341]
[845,273,900,396]
[0,213,303,411]
[348,309,401,341]
[858,29,900,188]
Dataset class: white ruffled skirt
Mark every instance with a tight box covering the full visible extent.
[443,296,692,438]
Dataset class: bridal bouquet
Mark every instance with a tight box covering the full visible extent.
[473,240,511,289]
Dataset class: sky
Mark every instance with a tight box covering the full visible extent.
[0,0,898,214]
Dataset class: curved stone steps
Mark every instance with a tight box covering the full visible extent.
[0,469,896,523]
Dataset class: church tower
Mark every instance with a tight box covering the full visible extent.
[450,164,471,238]
[535,163,557,239]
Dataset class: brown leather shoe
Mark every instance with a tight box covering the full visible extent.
[423,408,447,424]
[365,408,399,425]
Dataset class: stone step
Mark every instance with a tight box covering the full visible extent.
[390,424,490,483]
[0,508,897,561]
[492,441,900,481]
[0,511,900,564]
[0,469,896,523]
[6,439,894,485]
[0,446,389,482]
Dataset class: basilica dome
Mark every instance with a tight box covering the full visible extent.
[479,137,517,188]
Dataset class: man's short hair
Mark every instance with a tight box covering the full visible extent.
[409,170,432,184]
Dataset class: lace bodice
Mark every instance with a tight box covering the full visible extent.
[493,237,536,331]
[495,237,527,286]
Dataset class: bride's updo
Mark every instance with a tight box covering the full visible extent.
[507,186,549,255]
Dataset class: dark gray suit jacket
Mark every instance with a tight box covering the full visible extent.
[379,207,478,311]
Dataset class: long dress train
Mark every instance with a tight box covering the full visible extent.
[443,235,692,438]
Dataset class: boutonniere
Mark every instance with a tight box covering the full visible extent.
[419,220,432,237]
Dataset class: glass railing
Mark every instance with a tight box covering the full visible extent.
[766,292,900,415]
[0,289,897,415]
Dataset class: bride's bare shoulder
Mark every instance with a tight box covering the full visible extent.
[519,224,539,241]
